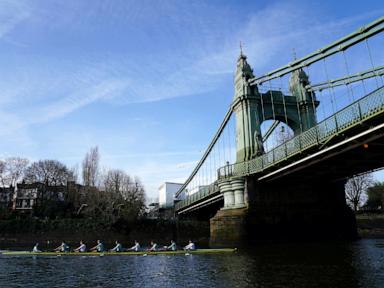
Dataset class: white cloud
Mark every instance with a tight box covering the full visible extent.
[3,2,380,127]
[0,76,131,138]
[35,78,130,123]
[1,1,383,199]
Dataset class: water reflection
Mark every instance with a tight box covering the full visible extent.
[0,239,384,288]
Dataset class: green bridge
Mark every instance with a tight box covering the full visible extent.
[174,17,384,247]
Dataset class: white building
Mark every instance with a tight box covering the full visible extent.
[158,182,183,208]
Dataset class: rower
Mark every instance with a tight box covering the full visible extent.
[127,240,140,251]
[54,241,70,252]
[32,243,41,253]
[74,241,87,252]
[90,240,105,253]
[166,240,177,251]
[184,240,195,251]
[148,241,157,252]
[110,240,123,252]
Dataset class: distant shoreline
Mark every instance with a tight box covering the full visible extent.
[0,214,383,249]
[356,213,384,238]
[0,218,210,249]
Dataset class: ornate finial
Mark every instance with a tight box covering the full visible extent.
[238,41,247,61]
[292,48,297,60]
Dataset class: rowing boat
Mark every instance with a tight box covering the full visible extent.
[1,248,237,256]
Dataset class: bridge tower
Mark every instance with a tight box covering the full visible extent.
[233,51,264,162]
[289,68,318,131]
[233,51,319,165]
[216,51,320,214]
[210,52,356,248]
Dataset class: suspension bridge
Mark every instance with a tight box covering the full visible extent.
[174,17,384,247]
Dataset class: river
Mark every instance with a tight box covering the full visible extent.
[1,239,384,287]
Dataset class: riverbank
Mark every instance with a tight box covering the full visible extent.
[356,213,384,238]
[1,213,383,249]
[0,218,210,249]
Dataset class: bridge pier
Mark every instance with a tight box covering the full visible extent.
[209,176,357,247]
[210,207,247,247]
[219,178,246,209]
[210,178,247,247]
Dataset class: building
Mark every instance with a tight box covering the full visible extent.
[158,182,183,209]
[13,182,41,211]
[0,186,14,209]
[13,182,68,212]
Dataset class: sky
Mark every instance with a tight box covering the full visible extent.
[0,0,383,199]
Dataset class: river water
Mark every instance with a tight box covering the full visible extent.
[1,239,384,288]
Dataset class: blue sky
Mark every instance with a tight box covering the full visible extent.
[0,0,383,198]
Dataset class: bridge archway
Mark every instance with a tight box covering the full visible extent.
[258,91,302,135]
[233,53,318,163]
[261,120,294,150]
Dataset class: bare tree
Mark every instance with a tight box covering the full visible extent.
[7,157,29,187]
[84,169,146,222]
[0,157,29,187]
[24,160,70,186]
[0,160,6,188]
[68,164,79,183]
[345,173,374,211]
[82,146,100,187]
[103,169,126,194]
[120,176,146,218]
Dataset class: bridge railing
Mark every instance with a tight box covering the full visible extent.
[218,85,384,179]
[174,182,219,211]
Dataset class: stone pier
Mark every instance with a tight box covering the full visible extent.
[210,177,247,247]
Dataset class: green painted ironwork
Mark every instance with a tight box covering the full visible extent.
[174,106,233,198]
[307,65,384,92]
[217,85,384,179]
[174,182,219,211]
[249,16,384,85]
[176,86,384,212]
[175,17,384,213]
[175,56,317,199]
[262,120,280,142]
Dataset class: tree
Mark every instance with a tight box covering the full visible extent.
[103,169,126,194]
[103,170,146,217]
[24,160,71,186]
[365,181,384,210]
[345,173,373,211]
[123,177,145,214]
[23,160,72,218]
[0,161,6,188]
[82,146,100,187]
[0,157,29,187]
[68,164,79,183]
[80,169,146,225]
